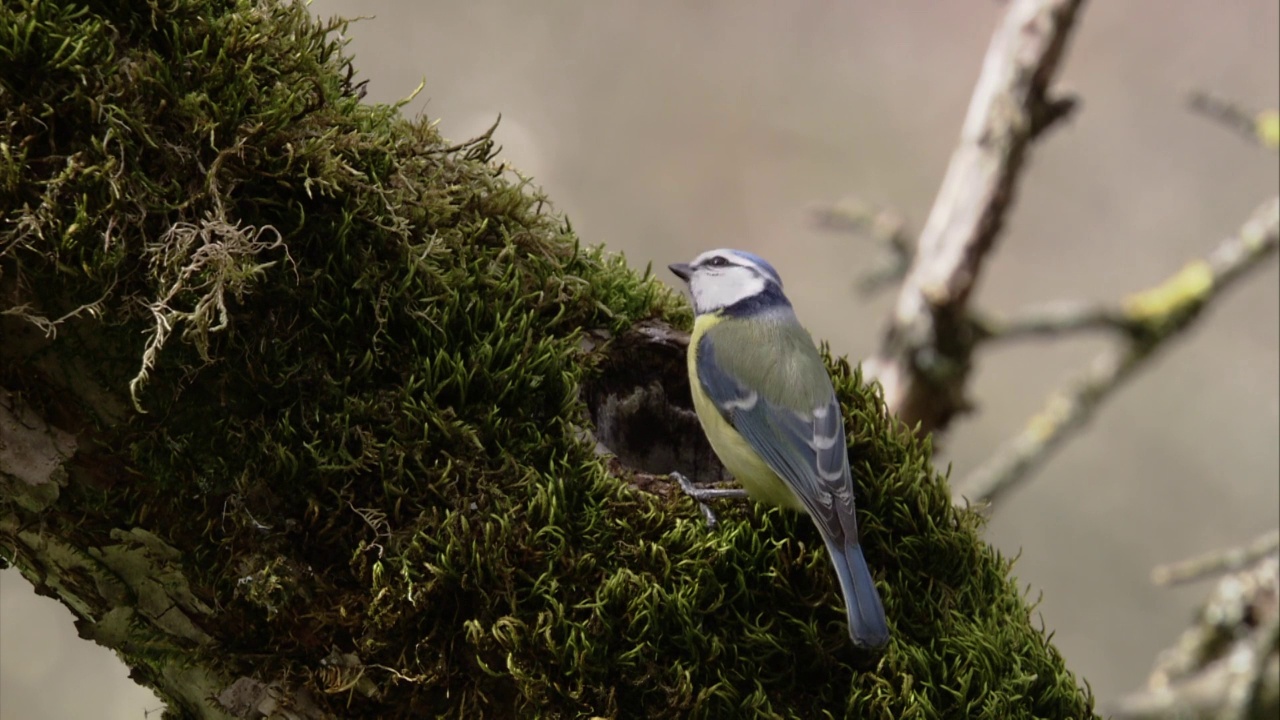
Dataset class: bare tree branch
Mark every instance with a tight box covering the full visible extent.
[1153,530,1280,587]
[811,197,914,294]
[970,300,1134,343]
[952,197,1280,508]
[1189,91,1280,150]
[865,0,1084,434]
[1114,554,1279,720]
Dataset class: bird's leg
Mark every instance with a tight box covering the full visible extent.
[670,472,749,529]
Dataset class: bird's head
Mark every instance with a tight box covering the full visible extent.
[669,248,787,316]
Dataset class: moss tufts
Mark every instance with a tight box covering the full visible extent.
[1,1,1096,718]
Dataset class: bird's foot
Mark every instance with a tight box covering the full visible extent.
[670,472,748,529]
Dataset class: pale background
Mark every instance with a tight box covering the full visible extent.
[2,2,1277,718]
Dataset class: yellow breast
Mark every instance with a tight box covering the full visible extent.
[688,314,804,511]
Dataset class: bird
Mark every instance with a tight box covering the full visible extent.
[668,248,890,649]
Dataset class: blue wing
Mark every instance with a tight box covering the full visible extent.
[696,332,890,647]
[695,332,854,533]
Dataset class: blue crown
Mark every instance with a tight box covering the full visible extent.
[728,250,783,288]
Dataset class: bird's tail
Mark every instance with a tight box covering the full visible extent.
[826,538,890,648]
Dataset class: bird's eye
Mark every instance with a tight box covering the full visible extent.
[706,256,731,268]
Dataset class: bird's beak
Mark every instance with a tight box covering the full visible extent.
[668,262,693,282]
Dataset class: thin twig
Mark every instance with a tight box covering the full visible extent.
[970,300,1135,343]
[811,197,914,294]
[1114,554,1279,720]
[1189,91,1278,150]
[1242,616,1280,719]
[864,0,1084,435]
[953,197,1280,508]
[1153,530,1280,587]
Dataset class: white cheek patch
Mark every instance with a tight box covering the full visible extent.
[690,270,768,314]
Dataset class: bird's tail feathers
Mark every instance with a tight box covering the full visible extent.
[827,538,890,649]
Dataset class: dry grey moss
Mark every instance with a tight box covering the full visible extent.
[0,1,1098,718]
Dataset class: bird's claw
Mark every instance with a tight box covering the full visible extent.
[670,472,748,529]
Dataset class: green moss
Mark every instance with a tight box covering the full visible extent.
[1,1,1096,718]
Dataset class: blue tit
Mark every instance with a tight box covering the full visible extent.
[669,248,890,649]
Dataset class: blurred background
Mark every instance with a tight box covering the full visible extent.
[2,1,1277,717]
